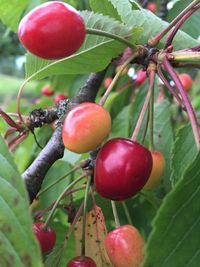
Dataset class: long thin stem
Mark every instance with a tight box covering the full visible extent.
[149,85,154,151]
[121,201,133,225]
[37,165,81,197]
[17,79,30,123]
[99,54,138,106]
[157,64,186,110]
[164,3,200,49]
[148,0,200,46]
[81,175,92,257]
[111,200,120,228]
[163,56,200,150]
[86,28,138,51]
[170,51,200,64]
[131,68,155,141]
[43,174,86,229]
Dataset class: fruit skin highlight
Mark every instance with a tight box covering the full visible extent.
[33,221,56,254]
[95,138,153,200]
[62,102,111,153]
[67,256,97,267]
[105,225,144,267]
[144,151,166,189]
[18,1,86,59]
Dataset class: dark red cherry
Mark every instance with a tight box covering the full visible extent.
[33,221,56,254]
[94,138,153,200]
[18,2,86,59]
[67,256,97,267]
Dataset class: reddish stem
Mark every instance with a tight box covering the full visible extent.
[157,64,186,110]
[164,4,200,49]
[163,56,200,150]
[131,69,155,141]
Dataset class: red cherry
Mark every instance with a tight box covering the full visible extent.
[41,86,54,96]
[54,94,68,103]
[104,77,113,89]
[62,102,111,153]
[105,225,144,267]
[94,138,153,200]
[67,256,97,267]
[18,2,86,59]
[134,70,147,87]
[33,222,56,254]
[147,2,157,13]
[178,73,193,92]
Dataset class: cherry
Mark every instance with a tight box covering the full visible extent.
[105,225,144,267]
[54,93,68,103]
[67,256,97,267]
[62,102,111,153]
[144,151,165,189]
[134,70,147,87]
[178,73,193,92]
[18,2,86,59]
[95,138,153,200]
[147,2,157,13]
[41,86,54,96]
[104,77,113,89]
[33,221,56,254]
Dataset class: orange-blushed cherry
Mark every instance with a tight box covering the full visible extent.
[67,256,97,267]
[33,222,56,254]
[105,225,144,267]
[144,151,165,189]
[178,73,193,92]
[18,1,86,59]
[95,138,153,200]
[62,102,111,153]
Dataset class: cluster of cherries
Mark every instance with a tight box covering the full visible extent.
[18,1,193,266]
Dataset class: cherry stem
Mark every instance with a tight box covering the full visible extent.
[81,175,92,257]
[99,54,138,106]
[17,79,30,123]
[121,201,133,225]
[163,56,200,150]
[43,173,86,230]
[149,84,154,151]
[141,108,150,144]
[148,0,200,46]
[111,200,120,228]
[86,28,138,51]
[157,64,186,110]
[170,51,200,64]
[164,3,200,49]
[131,67,155,141]
[33,185,86,220]
[36,165,81,197]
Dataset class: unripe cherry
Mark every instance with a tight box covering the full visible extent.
[178,73,193,92]
[41,86,54,96]
[62,102,111,153]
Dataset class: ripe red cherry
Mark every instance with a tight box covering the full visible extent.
[62,102,111,153]
[104,77,113,89]
[41,86,54,96]
[95,138,153,200]
[144,151,165,189]
[105,225,144,267]
[18,2,86,59]
[134,70,147,87]
[54,93,68,103]
[67,256,97,267]
[178,73,193,92]
[33,222,56,254]
[147,2,157,13]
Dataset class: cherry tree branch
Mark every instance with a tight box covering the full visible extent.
[23,70,106,203]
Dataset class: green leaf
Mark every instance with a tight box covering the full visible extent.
[0,0,28,31]
[170,124,198,186]
[0,134,42,267]
[102,0,198,49]
[25,11,136,80]
[143,153,200,267]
